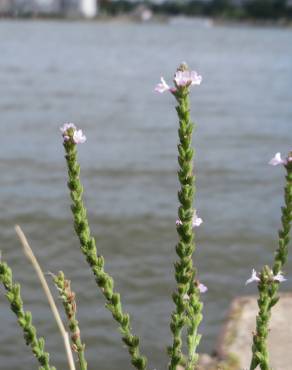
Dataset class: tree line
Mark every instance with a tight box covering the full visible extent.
[102,0,292,20]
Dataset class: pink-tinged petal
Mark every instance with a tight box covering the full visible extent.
[190,71,202,85]
[63,135,70,142]
[198,283,208,293]
[60,122,76,133]
[245,269,260,285]
[269,152,286,166]
[176,219,182,226]
[155,77,170,93]
[174,71,188,86]
[174,70,202,87]
[73,129,86,144]
[273,272,286,283]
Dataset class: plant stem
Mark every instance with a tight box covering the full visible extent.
[52,271,88,370]
[168,64,203,370]
[250,154,292,370]
[249,267,271,370]
[15,225,76,370]
[62,133,147,370]
[0,258,56,370]
[270,156,292,297]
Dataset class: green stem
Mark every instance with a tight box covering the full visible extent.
[0,259,55,370]
[249,267,271,370]
[270,158,292,299]
[168,64,203,370]
[62,133,147,370]
[250,154,292,370]
[52,271,87,370]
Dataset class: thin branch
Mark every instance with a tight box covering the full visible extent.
[15,225,76,370]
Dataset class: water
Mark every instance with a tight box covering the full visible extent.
[0,19,292,370]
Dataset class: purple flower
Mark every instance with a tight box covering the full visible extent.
[60,122,76,134]
[269,152,286,166]
[245,269,260,285]
[155,77,171,93]
[73,129,86,144]
[273,272,286,283]
[174,70,202,87]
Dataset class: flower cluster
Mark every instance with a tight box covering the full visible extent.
[60,123,86,144]
[155,68,202,94]
[269,152,292,166]
[245,268,286,285]
[176,210,203,228]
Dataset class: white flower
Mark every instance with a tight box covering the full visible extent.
[245,269,260,285]
[269,152,286,166]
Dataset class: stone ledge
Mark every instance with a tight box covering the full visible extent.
[216,293,292,369]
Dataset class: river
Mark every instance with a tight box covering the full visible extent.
[0,18,291,370]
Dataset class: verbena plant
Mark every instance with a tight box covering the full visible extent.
[0,63,291,370]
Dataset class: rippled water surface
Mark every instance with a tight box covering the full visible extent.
[0,19,292,370]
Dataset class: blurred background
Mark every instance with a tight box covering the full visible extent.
[0,2,292,369]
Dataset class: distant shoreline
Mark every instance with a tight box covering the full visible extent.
[1,13,292,28]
